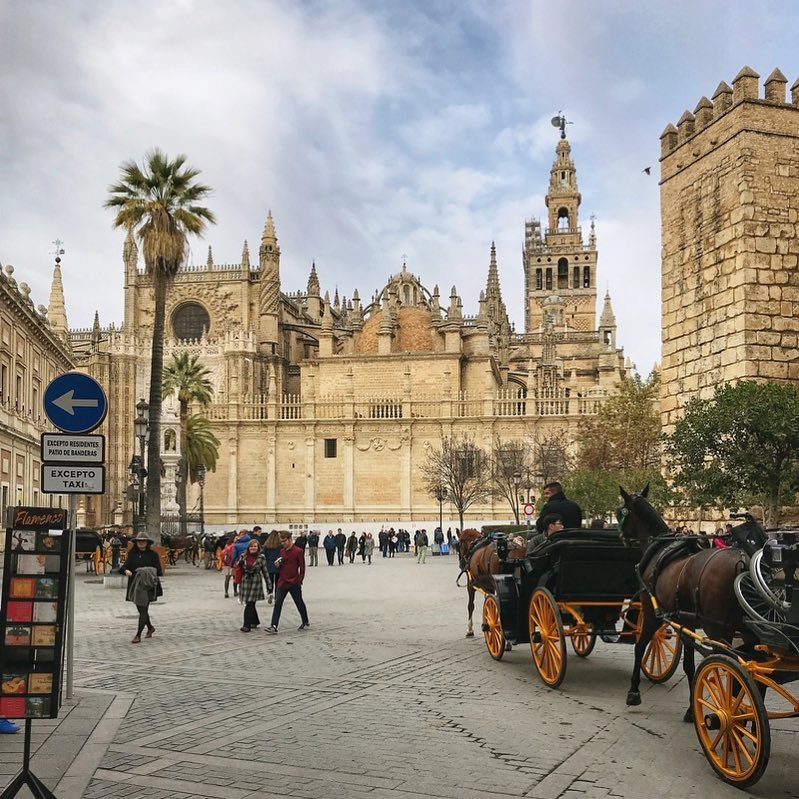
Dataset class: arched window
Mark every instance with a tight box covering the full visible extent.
[573,266,580,288]
[403,286,410,305]
[557,258,568,289]
[535,269,542,290]
[172,302,210,341]
[557,207,570,231]
[583,266,591,288]
[545,269,552,290]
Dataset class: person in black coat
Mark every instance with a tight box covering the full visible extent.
[535,482,582,533]
[119,531,163,643]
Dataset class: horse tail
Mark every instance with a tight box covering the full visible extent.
[456,567,467,587]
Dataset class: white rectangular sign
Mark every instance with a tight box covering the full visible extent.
[41,433,105,464]
[41,465,105,494]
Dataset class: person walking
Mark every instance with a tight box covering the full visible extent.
[364,533,374,564]
[416,529,429,564]
[265,532,310,634]
[295,531,307,551]
[120,531,163,643]
[535,481,583,533]
[263,530,282,604]
[335,528,346,565]
[358,533,367,562]
[323,530,336,565]
[346,532,358,563]
[378,529,388,558]
[230,529,251,604]
[202,534,216,569]
[307,530,320,566]
[221,535,237,598]
[388,531,397,558]
[236,538,269,632]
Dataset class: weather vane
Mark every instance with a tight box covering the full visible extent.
[51,239,65,261]
[550,112,573,139]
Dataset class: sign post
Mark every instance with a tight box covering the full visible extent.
[41,373,108,705]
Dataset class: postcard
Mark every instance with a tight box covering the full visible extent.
[44,555,61,573]
[31,626,56,647]
[35,578,58,600]
[37,533,62,553]
[33,649,54,664]
[27,673,52,694]
[0,697,25,718]
[1,673,27,695]
[5,625,31,646]
[10,530,35,552]
[16,555,46,575]
[6,602,33,623]
[32,603,57,623]
[9,578,36,599]
[25,697,49,717]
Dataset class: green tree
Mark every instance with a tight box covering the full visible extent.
[105,150,215,535]
[186,414,220,482]
[577,372,661,471]
[163,353,214,531]
[667,380,799,526]
[421,435,492,532]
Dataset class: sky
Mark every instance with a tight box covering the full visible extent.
[1,0,797,376]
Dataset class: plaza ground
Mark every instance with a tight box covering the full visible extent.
[1,550,797,799]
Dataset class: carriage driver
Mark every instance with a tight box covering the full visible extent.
[526,513,564,556]
[535,481,582,533]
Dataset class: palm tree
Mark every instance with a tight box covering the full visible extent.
[186,414,220,483]
[105,149,215,536]
[163,353,214,532]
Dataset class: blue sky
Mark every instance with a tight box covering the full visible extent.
[1,0,798,375]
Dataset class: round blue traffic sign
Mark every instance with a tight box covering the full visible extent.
[44,373,108,434]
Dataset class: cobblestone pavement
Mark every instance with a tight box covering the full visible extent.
[2,551,799,798]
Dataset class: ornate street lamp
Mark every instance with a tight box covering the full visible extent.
[196,463,206,540]
[128,455,141,532]
[435,486,447,539]
[512,471,522,524]
[134,399,149,533]
[174,470,185,536]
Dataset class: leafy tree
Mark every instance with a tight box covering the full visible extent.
[105,150,215,535]
[163,353,214,530]
[667,380,799,526]
[577,372,661,471]
[186,414,220,482]
[420,435,492,532]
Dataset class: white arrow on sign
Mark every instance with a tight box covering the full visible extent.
[51,390,100,416]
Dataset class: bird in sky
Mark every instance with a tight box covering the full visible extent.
[642,167,651,175]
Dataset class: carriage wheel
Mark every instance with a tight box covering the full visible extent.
[734,572,786,624]
[642,624,682,683]
[528,588,567,688]
[482,596,505,661]
[692,654,770,788]
[570,624,596,657]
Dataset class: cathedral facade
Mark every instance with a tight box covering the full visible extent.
[70,135,628,529]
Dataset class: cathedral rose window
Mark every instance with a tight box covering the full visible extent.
[172,302,210,341]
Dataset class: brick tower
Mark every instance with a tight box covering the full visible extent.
[660,66,799,430]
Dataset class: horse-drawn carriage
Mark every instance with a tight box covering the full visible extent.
[471,528,681,688]
[75,528,105,574]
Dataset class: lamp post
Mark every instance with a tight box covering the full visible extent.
[128,455,141,532]
[435,486,447,538]
[512,471,522,524]
[134,399,149,534]
[174,470,185,536]
[197,463,206,540]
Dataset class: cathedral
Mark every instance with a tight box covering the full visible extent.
[57,133,628,529]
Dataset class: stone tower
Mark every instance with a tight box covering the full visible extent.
[660,66,799,430]
[523,133,598,333]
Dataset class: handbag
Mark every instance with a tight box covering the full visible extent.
[155,577,164,597]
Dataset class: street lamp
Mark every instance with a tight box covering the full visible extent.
[196,463,206,540]
[174,470,185,536]
[435,486,447,539]
[512,472,522,524]
[134,399,149,533]
[128,455,141,532]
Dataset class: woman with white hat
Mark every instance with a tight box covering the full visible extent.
[119,531,163,643]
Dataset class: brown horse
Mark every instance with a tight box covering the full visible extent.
[619,485,762,721]
[457,528,526,638]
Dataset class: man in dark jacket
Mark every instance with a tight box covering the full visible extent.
[334,529,346,565]
[535,481,582,533]
[306,530,320,566]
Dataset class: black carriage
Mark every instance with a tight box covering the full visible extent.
[479,529,681,688]
[75,528,104,573]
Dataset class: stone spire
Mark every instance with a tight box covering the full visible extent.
[258,210,281,353]
[307,261,320,297]
[241,240,250,270]
[598,290,617,349]
[47,254,69,339]
[91,310,101,344]
[123,228,138,274]
[546,134,581,232]
[206,246,214,269]
[484,241,509,329]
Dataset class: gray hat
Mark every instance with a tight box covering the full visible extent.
[131,531,154,543]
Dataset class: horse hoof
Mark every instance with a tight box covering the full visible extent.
[682,708,693,723]
[505,643,513,651]
[626,692,641,706]
[465,632,474,638]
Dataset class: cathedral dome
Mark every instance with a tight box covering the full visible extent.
[355,306,434,354]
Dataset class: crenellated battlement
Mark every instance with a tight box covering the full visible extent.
[661,66,799,158]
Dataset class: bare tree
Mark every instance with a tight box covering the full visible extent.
[531,428,574,486]
[491,437,534,524]
[421,435,492,532]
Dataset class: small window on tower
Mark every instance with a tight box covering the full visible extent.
[535,269,542,290]
[557,207,570,231]
[583,266,591,288]
[324,439,337,458]
[557,258,569,289]
[573,267,579,288]
[545,269,552,290]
